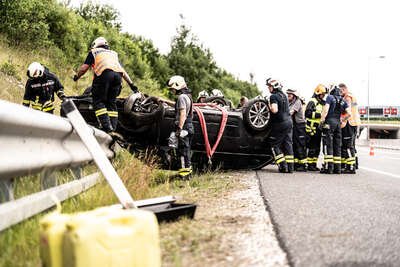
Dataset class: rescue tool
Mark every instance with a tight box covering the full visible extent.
[62,99,196,222]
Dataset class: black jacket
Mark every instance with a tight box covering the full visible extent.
[23,68,65,109]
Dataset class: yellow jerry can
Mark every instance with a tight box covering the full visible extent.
[40,213,71,267]
[39,206,161,267]
[63,206,161,267]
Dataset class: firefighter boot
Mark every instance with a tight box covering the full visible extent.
[288,163,294,173]
[308,163,319,171]
[344,164,356,174]
[321,163,334,174]
[278,162,289,173]
[110,116,118,131]
[97,113,113,133]
[333,163,341,174]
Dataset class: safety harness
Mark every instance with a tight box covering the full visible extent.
[192,103,228,163]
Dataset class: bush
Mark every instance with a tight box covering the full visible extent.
[0,60,20,80]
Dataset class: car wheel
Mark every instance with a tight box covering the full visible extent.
[243,98,270,132]
[122,95,165,127]
[204,96,228,107]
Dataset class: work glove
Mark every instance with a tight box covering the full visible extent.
[73,74,79,82]
[129,83,139,93]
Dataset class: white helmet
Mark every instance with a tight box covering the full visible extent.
[197,90,209,99]
[266,78,282,90]
[211,89,224,97]
[286,88,299,97]
[27,62,44,78]
[91,37,108,48]
[167,75,187,90]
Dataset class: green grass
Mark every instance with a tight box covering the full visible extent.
[0,150,230,267]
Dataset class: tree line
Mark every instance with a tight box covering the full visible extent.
[0,0,259,103]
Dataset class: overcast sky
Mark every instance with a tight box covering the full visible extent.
[71,0,400,105]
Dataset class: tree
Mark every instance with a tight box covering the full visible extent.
[167,24,259,104]
[75,0,122,30]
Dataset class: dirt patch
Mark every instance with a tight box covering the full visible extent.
[160,172,289,267]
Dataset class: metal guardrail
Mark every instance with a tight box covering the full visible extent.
[0,100,113,179]
[0,173,102,231]
[0,100,114,230]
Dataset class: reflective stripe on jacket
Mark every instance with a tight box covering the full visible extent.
[305,98,323,135]
[91,48,123,76]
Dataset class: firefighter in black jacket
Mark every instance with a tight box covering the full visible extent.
[23,62,65,113]
[305,84,327,171]
[320,85,351,174]
[266,78,294,173]
[73,37,138,134]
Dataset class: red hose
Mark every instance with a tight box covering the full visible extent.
[193,103,228,160]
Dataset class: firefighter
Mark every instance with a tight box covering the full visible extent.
[339,83,360,173]
[287,88,307,171]
[73,37,138,134]
[23,62,65,114]
[305,84,327,171]
[167,75,194,179]
[320,85,351,174]
[266,78,294,173]
[237,96,249,108]
[197,90,209,103]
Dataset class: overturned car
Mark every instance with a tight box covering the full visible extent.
[62,91,274,170]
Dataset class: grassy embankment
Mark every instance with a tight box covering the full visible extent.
[0,37,236,266]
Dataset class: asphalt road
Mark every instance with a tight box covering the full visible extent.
[258,146,400,267]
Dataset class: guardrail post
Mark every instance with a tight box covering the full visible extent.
[41,169,57,189]
[70,167,83,179]
[0,179,14,203]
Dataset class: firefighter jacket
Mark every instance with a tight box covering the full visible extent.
[341,92,361,128]
[305,96,324,136]
[23,68,65,112]
[90,48,124,76]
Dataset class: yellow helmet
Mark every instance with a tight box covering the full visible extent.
[314,84,327,95]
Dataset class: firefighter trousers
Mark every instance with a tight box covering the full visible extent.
[322,119,342,173]
[293,122,307,170]
[178,122,194,178]
[306,129,322,170]
[92,69,122,132]
[267,119,294,172]
[341,123,356,171]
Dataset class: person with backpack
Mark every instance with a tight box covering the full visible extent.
[320,85,351,174]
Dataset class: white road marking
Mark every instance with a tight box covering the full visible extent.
[359,166,400,179]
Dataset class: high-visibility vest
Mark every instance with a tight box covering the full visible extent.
[341,93,361,127]
[347,93,361,126]
[305,98,323,135]
[91,48,123,76]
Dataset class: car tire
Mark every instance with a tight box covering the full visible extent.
[243,98,270,132]
[122,96,165,126]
